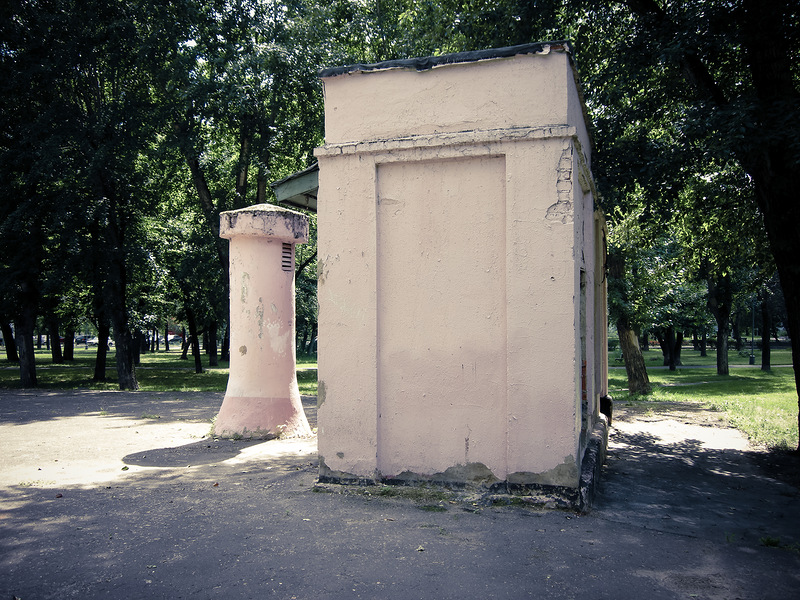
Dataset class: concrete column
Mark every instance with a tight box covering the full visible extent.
[214,204,311,439]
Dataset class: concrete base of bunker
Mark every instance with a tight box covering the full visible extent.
[577,415,609,512]
[318,415,609,513]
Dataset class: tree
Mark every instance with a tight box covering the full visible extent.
[556,0,800,445]
[295,211,318,355]
[606,206,652,394]
[674,159,773,375]
[593,0,800,444]
[0,319,18,362]
[163,0,329,365]
[0,0,200,389]
[389,2,798,427]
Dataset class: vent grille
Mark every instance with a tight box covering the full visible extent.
[281,243,293,272]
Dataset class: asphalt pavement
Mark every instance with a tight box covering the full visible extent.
[1,389,798,599]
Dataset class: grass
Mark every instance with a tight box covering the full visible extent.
[610,347,798,450]
[0,347,319,394]
[609,345,794,368]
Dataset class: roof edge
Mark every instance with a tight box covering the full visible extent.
[319,41,572,78]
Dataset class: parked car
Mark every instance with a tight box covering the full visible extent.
[86,337,113,348]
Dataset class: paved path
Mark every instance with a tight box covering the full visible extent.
[1,389,799,599]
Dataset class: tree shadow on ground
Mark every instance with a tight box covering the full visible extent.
[123,437,269,467]
[597,424,800,547]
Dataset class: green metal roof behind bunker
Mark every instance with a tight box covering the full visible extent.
[271,162,318,213]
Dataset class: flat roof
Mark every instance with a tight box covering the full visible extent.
[281,41,578,213]
[318,41,571,78]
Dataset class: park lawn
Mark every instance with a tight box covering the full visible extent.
[610,346,794,368]
[0,348,319,395]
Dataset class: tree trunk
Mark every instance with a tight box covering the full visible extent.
[93,321,110,381]
[208,318,218,367]
[15,306,37,388]
[235,128,251,208]
[700,330,708,357]
[618,319,651,395]
[739,0,800,449]
[750,148,800,448]
[183,151,228,279]
[656,331,668,366]
[164,325,170,352]
[716,323,730,376]
[16,318,37,387]
[94,175,137,390]
[760,293,771,371]
[607,249,651,394]
[15,275,39,386]
[186,307,203,374]
[180,326,189,360]
[674,331,683,367]
[112,323,138,390]
[300,327,309,355]
[48,317,63,363]
[221,322,230,362]
[627,0,800,452]
[656,327,681,370]
[1,319,19,362]
[256,122,271,205]
[108,275,138,390]
[256,164,268,204]
[179,119,239,372]
[132,329,143,366]
[732,315,744,351]
[63,326,75,361]
[708,274,732,376]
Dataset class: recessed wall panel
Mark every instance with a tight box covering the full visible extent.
[376,156,507,478]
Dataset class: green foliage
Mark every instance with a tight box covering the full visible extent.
[0,0,349,386]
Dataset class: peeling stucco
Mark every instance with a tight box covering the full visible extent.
[319,456,378,486]
[240,272,250,304]
[220,204,309,242]
[507,454,579,488]
[545,140,575,224]
[316,380,326,407]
